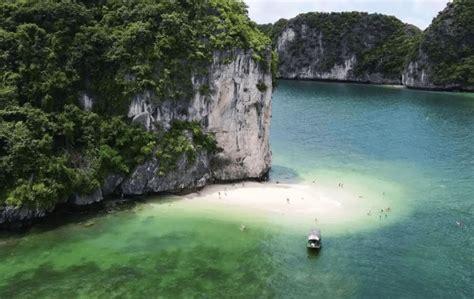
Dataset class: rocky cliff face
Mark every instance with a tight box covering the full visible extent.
[403,0,474,91]
[0,50,272,226]
[126,50,272,183]
[78,49,273,201]
[274,12,421,84]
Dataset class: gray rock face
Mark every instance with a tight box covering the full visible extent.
[402,1,474,91]
[402,53,450,90]
[127,49,272,183]
[0,206,51,228]
[70,189,103,206]
[121,152,210,195]
[83,50,272,197]
[274,13,421,85]
[77,50,272,198]
[102,175,125,196]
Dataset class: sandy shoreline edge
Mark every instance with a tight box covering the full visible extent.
[171,181,398,230]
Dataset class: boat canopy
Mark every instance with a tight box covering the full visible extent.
[308,229,321,241]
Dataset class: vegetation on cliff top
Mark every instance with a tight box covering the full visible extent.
[0,0,270,114]
[0,0,266,210]
[413,0,474,87]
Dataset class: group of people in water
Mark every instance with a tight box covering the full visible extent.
[366,207,392,220]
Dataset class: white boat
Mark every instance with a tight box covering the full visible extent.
[307,229,321,249]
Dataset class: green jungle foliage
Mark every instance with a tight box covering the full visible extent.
[417,0,474,86]
[0,0,270,114]
[0,0,265,209]
[355,25,422,78]
[0,105,217,209]
[155,121,217,176]
[257,18,288,45]
[0,104,155,208]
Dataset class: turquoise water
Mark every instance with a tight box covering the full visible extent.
[270,81,474,297]
[0,81,473,298]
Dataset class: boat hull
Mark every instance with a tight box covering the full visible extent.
[307,244,321,249]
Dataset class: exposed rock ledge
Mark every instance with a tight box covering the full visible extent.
[1,49,273,228]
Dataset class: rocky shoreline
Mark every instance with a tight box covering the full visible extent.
[1,49,273,229]
[277,78,473,93]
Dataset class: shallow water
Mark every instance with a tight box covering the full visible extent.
[1,81,473,298]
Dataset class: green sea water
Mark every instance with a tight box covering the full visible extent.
[1,81,473,298]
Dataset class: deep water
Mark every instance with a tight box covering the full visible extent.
[0,81,473,298]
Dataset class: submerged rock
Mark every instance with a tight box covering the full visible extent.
[83,221,95,228]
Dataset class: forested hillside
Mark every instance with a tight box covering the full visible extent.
[404,0,474,90]
[0,0,270,218]
[262,12,421,84]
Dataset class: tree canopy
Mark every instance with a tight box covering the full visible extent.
[0,0,268,209]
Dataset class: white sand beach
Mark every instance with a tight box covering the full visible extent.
[179,181,398,229]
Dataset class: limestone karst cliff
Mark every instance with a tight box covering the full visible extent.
[109,50,273,197]
[262,1,473,91]
[268,12,421,84]
[0,1,273,228]
[403,0,474,91]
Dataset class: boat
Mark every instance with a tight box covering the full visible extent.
[307,229,321,249]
